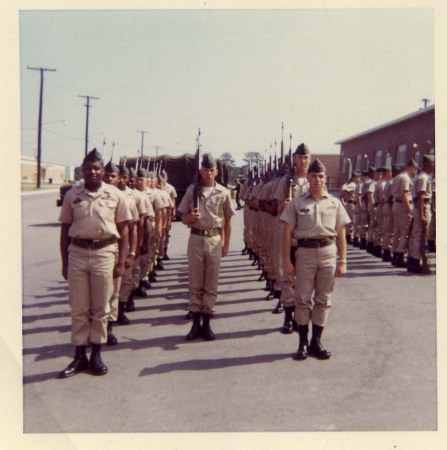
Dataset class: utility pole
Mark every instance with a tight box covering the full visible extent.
[79,95,99,157]
[421,98,431,108]
[137,130,149,169]
[27,66,56,189]
[153,145,162,158]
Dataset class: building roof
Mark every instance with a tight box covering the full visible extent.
[335,104,435,145]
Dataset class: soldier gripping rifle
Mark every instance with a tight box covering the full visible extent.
[193,128,202,211]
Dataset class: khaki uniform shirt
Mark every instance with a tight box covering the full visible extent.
[59,182,131,239]
[392,172,412,202]
[146,187,165,211]
[164,182,178,201]
[178,182,235,229]
[412,171,432,200]
[342,181,356,202]
[280,191,351,240]
[122,186,140,223]
[273,174,309,200]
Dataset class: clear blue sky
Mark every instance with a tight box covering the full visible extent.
[19,8,434,167]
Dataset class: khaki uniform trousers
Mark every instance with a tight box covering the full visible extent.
[367,205,376,243]
[359,206,369,239]
[131,255,141,290]
[344,202,354,236]
[427,206,435,242]
[140,220,154,280]
[119,265,133,303]
[294,244,337,327]
[271,217,284,284]
[187,233,222,314]
[353,205,362,239]
[243,205,250,244]
[68,243,117,346]
[109,276,122,321]
[258,211,269,271]
[382,203,394,251]
[408,204,431,260]
[392,203,412,254]
[374,205,384,247]
[264,212,276,279]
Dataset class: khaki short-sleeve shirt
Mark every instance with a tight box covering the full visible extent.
[273,174,309,200]
[412,171,432,200]
[280,192,351,240]
[178,182,235,229]
[59,182,131,239]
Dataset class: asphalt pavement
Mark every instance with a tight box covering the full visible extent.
[21,190,438,436]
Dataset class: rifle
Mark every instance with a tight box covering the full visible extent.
[193,128,202,210]
[420,220,431,274]
[287,144,294,199]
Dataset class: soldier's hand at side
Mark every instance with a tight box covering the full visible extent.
[62,262,68,280]
[222,242,229,257]
[284,259,295,276]
[113,263,125,278]
[421,216,428,226]
[335,262,346,277]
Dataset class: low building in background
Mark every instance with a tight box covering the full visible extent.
[21,155,70,185]
[312,153,340,190]
[336,105,435,185]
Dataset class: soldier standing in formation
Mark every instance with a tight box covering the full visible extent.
[177,153,235,341]
[340,171,359,244]
[281,158,350,360]
[59,149,131,377]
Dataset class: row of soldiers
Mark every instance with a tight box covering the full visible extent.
[340,155,435,274]
[59,149,177,377]
[239,147,435,338]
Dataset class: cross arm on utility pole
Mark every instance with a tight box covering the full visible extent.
[79,95,100,157]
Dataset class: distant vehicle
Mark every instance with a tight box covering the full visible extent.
[56,179,83,207]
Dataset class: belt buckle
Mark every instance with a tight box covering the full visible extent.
[204,229,210,236]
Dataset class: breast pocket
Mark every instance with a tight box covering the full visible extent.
[321,210,337,228]
[297,211,314,230]
[99,199,117,221]
[72,200,90,220]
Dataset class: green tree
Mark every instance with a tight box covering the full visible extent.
[243,152,265,166]
[219,152,236,167]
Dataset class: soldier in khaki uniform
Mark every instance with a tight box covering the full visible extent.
[273,143,311,333]
[178,153,235,341]
[281,158,350,361]
[340,172,359,244]
[352,175,363,247]
[59,149,131,377]
[427,170,436,252]
[407,155,435,273]
[359,170,371,249]
[161,169,178,260]
[391,159,417,267]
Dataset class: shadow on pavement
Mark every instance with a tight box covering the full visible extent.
[139,352,291,376]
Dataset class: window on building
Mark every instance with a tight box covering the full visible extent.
[385,153,392,167]
[396,144,407,165]
[414,151,421,166]
[374,150,383,168]
[429,148,435,155]
[341,158,346,173]
[354,155,362,171]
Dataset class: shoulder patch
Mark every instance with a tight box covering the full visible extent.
[300,208,309,213]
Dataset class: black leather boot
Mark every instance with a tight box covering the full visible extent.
[293,325,309,361]
[407,256,422,273]
[427,240,436,253]
[186,312,202,340]
[200,313,215,341]
[185,310,194,320]
[394,252,407,268]
[125,289,136,312]
[373,245,382,258]
[135,280,147,298]
[106,321,118,346]
[117,301,130,325]
[366,241,374,254]
[382,249,392,262]
[156,258,164,270]
[90,344,108,375]
[359,238,367,250]
[281,306,294,334]
[353,237,359,247]
[309,324,331,360]
[272,300,284,314]
[142,279,152,289]
[258,270,266,281]
[391,252,398,266]
[264,278,272,292]
[149,271,157,283]
[59,346,89,378]
[163,249,170,260]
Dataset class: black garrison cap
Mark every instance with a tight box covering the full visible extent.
[293,143,311,156]
[119,165,129,176]
[423,154,435,164]
[308,158,326,173]
[105,160,119,173]
[407,159,418,169]
[201,153,217,169]
[83,148,103,165]
[136,168,147,178]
